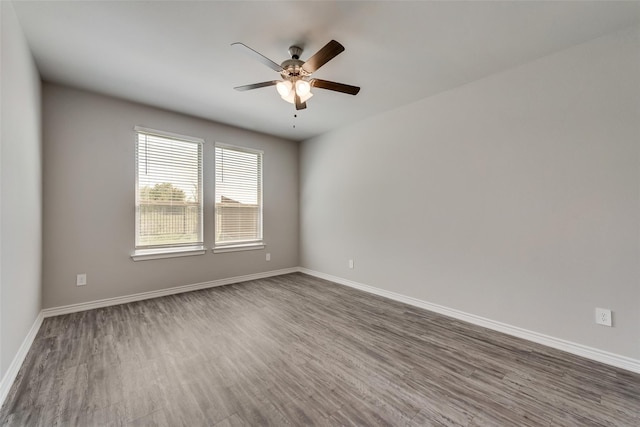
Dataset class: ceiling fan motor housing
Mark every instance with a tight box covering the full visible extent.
[280,46,309,80]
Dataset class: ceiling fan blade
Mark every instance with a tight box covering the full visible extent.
[311,79,360,95]
[301,40,345,74]
[231,42,283,72]
[234,81,279,91]
[295,93,307,110]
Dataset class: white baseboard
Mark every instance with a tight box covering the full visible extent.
[0,311,44,407]
[42,267,299,317]
[298,267,640,375]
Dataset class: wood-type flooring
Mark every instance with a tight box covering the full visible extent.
[1,273,639,426]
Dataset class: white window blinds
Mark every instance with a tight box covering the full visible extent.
[215,144,263,246]
[135,127,203,249]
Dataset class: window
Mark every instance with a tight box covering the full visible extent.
[134,127,203,259]
[215,144,263,250]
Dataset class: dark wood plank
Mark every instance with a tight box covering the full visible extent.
[1,272,639,426]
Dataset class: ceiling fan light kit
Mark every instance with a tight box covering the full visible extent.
[232,40,360,111]
[295,80,311,96]
[276,80,292,97]
[276,79,313,104]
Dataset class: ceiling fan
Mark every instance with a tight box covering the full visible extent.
[232,40,360,111]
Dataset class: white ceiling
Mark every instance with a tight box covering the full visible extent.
[11,1,640,141]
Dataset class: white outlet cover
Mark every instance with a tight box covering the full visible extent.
[595,307,612,327]
[76,273,87,286]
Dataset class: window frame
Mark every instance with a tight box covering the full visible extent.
[132,126,205,261]
[213,142,264,253]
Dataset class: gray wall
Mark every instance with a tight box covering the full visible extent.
[42,84,298,308]
[300,26,640,359]
[0,2,43,377]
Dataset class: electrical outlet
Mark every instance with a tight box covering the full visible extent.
[76,273,87,287]
[266,253,271,261]
[348,259,354,269]
[595,308,612,327]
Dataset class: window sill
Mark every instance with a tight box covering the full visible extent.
[131,246,207,261]
[212,243,265,254]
